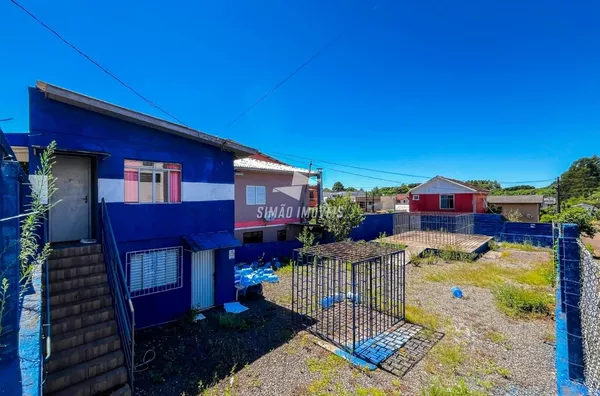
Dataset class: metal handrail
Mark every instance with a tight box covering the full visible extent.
[100,198,135,391]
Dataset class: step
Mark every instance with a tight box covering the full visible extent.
[49,263,106,283]
[47,334,121,373]
[45,351,124,394]
[51,307,114,335]
[110,384,132,396]
[49,253,104,270]
[51,294,113,321]
[51,321,117,354]
[47,366,128,396]
[50,284,111,307]
[50,245,102,260]
[50,273,108,294]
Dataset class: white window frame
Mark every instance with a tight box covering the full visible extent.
[413,194,420,201]
[440,194,455,210]
[124,160,182,204]
[126,246,183,297]
[246,185,266,205]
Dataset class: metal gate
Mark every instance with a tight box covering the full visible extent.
[191,250,215,310]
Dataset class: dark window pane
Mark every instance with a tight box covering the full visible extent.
[243,231,263,244]
[277,230,287,242]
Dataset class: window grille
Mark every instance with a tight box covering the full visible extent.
[126,246,183,297]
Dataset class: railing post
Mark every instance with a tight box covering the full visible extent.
[559,223,584,382]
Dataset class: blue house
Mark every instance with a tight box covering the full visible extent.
[5,81,257,394]
[10,81,257,327]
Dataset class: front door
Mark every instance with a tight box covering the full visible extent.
[191,250,215,310]
[50,155,91,243]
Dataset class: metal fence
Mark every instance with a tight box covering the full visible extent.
[578,240,600,393]
[393,212,474,247]
[291,241,405,355]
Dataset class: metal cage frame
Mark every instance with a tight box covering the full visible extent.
[393,211,475,248]
[291,241,406,355]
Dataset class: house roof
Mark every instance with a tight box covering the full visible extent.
[234,157,313,174]
[36,81,257,158]
[409,176,489,194]
[486,195,544,204]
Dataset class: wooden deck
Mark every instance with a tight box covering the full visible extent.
[379,231,492,258]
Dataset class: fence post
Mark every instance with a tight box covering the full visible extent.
[559,223,584,382]
[0,161,21,362]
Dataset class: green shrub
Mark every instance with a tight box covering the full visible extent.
[218,313,250,330]
[492,284,552,318]
[488,240,500,251]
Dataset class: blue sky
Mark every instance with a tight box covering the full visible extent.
[1,0,599,189]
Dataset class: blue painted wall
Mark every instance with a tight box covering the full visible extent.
[350,213,394,241]
[26,88,239,328]
[236,240,302,264]
[474,214,553,247]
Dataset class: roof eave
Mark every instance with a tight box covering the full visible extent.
[36,81,257,158]
[233,166,315,175]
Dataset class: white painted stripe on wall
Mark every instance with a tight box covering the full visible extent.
[98,179,234,203]
[182,182,234,202]
[98,178,124,203]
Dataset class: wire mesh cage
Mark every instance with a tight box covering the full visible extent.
[392,212,475,248]
[291,241,406,355]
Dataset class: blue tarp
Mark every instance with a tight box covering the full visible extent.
[184,231,241,251]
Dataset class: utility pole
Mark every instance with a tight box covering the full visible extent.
[556,176,561,214]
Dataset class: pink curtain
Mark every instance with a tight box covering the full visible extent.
[124,170,138,202]
[169,171,181,203]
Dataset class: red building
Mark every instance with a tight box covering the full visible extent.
[409,176,489,213]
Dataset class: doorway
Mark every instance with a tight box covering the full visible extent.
[50,155,92,243]
[191,250,215,310]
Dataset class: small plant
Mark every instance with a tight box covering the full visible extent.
[420,379,485,396]
[150,371,165,384]
[218,313,250,330]
[439,245,474,262]
[492,284,552,318]
[297,226,316,251]
[426,343,465,374]
[484,330,507,345]
[488,240,500,251]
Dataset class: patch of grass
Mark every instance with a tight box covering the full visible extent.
[305,354,347,395]
[492,284,553,318]
[420,379,485,396]
[501,241,548,252]
[585,243,595,255]
[356,387,387,396]
[439,245,475,262]
[405,305,443,330]
[426,260,556,289]
[425,343,465,375]
[484,330,507,345]
[543,332,556,343]
[513,260,555,287]
[412,251,439,266]
[499,251,511,259]
[218,313,250,330]
[278,260,294,275]
[149,371,165,384]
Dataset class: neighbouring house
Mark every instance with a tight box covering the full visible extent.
[486,195,544,222]
[380,194,410,212]
[233,154,317,244]
[323,191,381,212]
[6,81,261,394]
[409,176,489,213]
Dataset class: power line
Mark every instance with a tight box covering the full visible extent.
[223,32,345,129]
[8,0,186,125]
[268,150,556,185]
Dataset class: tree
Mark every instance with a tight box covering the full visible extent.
[561,155,600,200]
[320,195,365,241]
[542,206,596,237]
[370,186,381,196]
[345,187,358,192]
[407,183,421,189]
[332,181,345,192]
[466,180,501,191]
[297,226,317,252]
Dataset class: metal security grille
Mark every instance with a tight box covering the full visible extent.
[126,246,183,297]
[292,241,405,355]
[578,240,600,393]
[393,212,474,248]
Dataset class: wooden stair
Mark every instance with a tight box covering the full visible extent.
[44,245,130,396]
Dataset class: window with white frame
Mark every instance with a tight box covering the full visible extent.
[246,185,266,205]
[440,194,454,209]
[124,160,182,203]
[126,247,183,297]
[413,194,420,201]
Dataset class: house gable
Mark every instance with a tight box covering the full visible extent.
[410,176,476,195]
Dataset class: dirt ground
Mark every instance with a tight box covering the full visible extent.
[134,245,556,396]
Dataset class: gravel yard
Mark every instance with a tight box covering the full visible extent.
[135,244,556,396]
